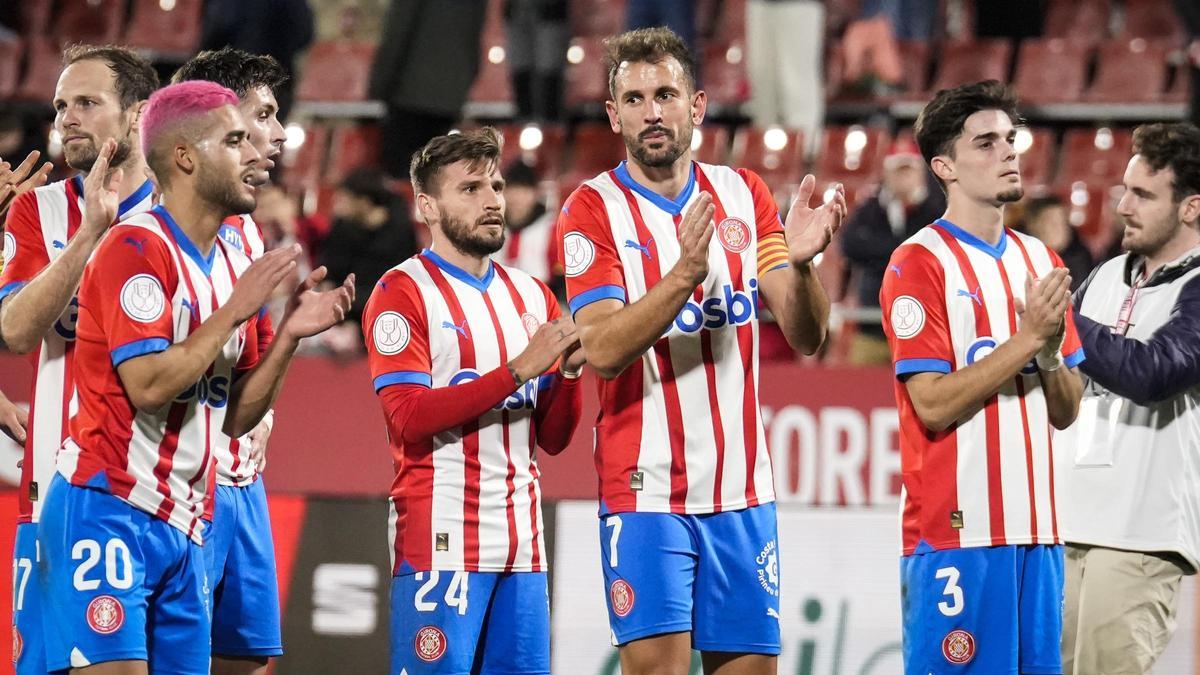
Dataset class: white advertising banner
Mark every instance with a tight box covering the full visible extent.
[552,502,1196,674]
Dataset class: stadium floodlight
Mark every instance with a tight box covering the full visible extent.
[47,129,62,157]
[1094,127,1114,151]
[519,125,544,151]
[763,126,788,152]
[283,124,305,151]
[159,0,176,10]
[725,45,743,64]
[488,46,505,64]
[1014,128,1033,154]
[567,45,585,65]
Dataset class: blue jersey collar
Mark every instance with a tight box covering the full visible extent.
[613,161,697,216]
[934,218,1007,259]
[153,205,215,276]
[73,175,155,219]
[422,248,494,292]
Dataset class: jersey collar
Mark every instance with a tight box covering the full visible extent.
[421,247,494,292]
[72,175,155,219]
[153,205,215,276]
[934,218,1007,259]
[613,160,697,216]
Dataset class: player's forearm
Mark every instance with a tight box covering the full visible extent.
[907,331,1043,432]
[534,374,582,455]
[578,270,697,379]
[0,229,101,353]
[224,332,300,438]
[379,368,520,445]
[1040,365,1083,430]
[768,263,829,355]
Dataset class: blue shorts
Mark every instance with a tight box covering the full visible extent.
[37,473,210,674]
[13,522,46,674]
[204,480,282,657]
[598,502,781,654]
[390,571,549,675]
[900,544,1064,675]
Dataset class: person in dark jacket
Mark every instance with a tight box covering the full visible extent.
[840,137,945,364]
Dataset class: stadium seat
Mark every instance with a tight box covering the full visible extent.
[0,39,21,100]
[1120,0,1185,41]
[1043,0,1110,46]
[928,39,1013,93]
[19,0,53,37]
[1085,39,1169,103]
[1065,182,1122,255]
[561,122,627,187]
[467,44,514,110]
[564,37,610,112]
[570,0,625,38]
[1016,127,1058,188]
[280,123,329,194]
[327,123,382,184]
[54,0,126,47]
[497,123,566,176]
[692,125,732,165]
[14,37,61,104]
[814,125,890,186]
[1012,39,1089,104]
[729,126,805,202]
[703,42,750,109]
[1058,127,1133,188]
[296,42,376,103]
[122,0,204,57]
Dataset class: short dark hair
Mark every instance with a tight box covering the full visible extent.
[171,47,288,100]
[62,44,159,110]
[914,80,1021,189]
[410,127,502,195]
[1132,123,1200,203]
[1025,194,1064,223]
[604,27,697,100]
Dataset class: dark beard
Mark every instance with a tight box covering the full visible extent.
[68,134,134,173]
[441,209,505,258]
[625,124,691,168]
[997,188,1024,203]
[196,162,255,216]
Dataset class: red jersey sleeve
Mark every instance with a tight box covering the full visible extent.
[880,243,955,380]
[0,192,51,303]
[557,185,626,317]
[1046,249,1085,368]
[362,270,432,392]
[84,225,179,366]
[738,169,791,279]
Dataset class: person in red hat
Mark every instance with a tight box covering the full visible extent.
[840,136,946,364]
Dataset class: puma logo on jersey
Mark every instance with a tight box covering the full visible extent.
[52,239,65,250]
[624,238,654,260]
[442,320,468,338]
[888,264,902,278]
[957,287,982,306]
[123,236,147,255]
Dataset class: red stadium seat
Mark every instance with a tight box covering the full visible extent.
[1059,127,1133,188]
[814,125,890,186]
[1043,0,1110,46]
[327,123,382,183]
[1016,127,1058,188]
[122,0,204,56]
[692,125,731,165]
[702,42,750,109]
[1120,0,1185,41]
[561,122,627,187]
[497,123,566,176]
[296,42,376,103]
[570,0,625,38]
[280,124,329,194]
[564,38,610,112]
[1065,182,1122,255]
[54,0,125,47]
[0,39,21,100]
[467,46,514,111]
[729,126,805,202]
[15,37,61,104]
[19,0,53,36]
[928,39,1012,93]
[1012,39,1089,104]
[1086,39,1169,103]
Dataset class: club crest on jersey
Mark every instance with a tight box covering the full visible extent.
[942,629,976,664]
[12,627,21,663]
[890,295,925,339]
[2,231,15,264]
[610,579,635,617]
[415,626,447,662]
[373,311,411,355]
[755,539,780,596]
[521,312,541,338]
[562,232,595,277]
[717,217,751,253]
[87,595,125,635]
[120,274,167,323]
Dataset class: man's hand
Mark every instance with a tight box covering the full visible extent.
[226,245,303,324]
[1015,267,1071,344]
[0,150,54,218]
[0,390,28,446]
[509,317,580,382]
[668,192,716,287]
[278,266,355,339]
[247,416,272,473]
[784,175,848,267]
[79,140,124,237]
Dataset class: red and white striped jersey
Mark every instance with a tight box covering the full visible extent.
[558,161,785,515]
[0,176,154,523]
[363,250,560,574]
[59,205,259,544]
[880,219,1085,555]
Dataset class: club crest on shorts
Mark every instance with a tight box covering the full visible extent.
[372,311,411,355]
[717,217,751,254]
[12,626,21,663]
[942,629,976,664]
[521,312,541,338]
[120,274,166,323]
[562,233,595,277]
[415,625,447,662]
[610,579,635,617]
[87,595,125,635]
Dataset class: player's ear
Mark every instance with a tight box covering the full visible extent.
[690,88,707,126]
[930,155,954,186]
[127,100,149,134]
[415,192,436,223]
[605,100,620,134]
[174,142,196,176]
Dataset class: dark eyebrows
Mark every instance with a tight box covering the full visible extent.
[225,129,247,142]
[971,131,1001,143]
[1132,186,1155,199]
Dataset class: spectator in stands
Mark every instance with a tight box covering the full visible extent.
[370,0,487,178]
[200,0,314,120]
[506,0,568,122]
[840,138,945,365]
[626,0,697,68]
[497,160,559,292]
[318,168,417,328]
[867,0,938,41]
[746,0,825,148]
[1022,194,1095,290]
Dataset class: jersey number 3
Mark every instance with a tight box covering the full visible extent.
[935,566,964,617]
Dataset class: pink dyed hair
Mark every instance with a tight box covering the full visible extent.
[139,80,239,160]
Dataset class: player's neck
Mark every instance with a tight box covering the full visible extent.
[1143,224,1200,278]
[159,190,227,257]
[624,153,693,201]
[942,195,1006,246]
[429,239,490,278]
[83,156,152,204]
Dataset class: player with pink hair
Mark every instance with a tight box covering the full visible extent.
[37,80,354,674]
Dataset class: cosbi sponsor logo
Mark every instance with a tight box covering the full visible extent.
[450,369,537,410]
[673,280,758,333]
[756,539,779,596]
[175,374,230,408]
[53,296,79,341]
[966,336,1037,374]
